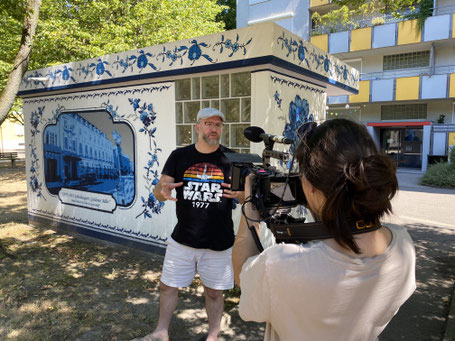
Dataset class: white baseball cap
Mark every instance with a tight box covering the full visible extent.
[197,107,225,121]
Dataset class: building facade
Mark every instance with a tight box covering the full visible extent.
[238,0,455,171]
[18,22,357,252]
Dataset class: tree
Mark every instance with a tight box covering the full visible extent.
[216,0,236,30]
[312,0,431,35]
[0,0,41,126]
[0,0,228,125]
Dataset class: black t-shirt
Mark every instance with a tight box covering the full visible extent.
[161,144,235,251]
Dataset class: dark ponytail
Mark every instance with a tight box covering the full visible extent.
[297,119,398,254]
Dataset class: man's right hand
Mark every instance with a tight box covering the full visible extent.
[154,175,183,202]
[159,181,183,201]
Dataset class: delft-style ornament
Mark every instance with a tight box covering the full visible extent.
[274,91,282,109]
[213,34,252,57]
[283,95,314,164]
[127,98,164,219]
[183,40,216,65]
[94,59,112,77]
[157,46,188,66]
[129,50,158,72]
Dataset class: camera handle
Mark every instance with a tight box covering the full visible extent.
[270,218,382,244]
[248,224,264,253]
[246,217,382,251]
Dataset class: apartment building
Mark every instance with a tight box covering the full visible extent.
[237,0,455,171]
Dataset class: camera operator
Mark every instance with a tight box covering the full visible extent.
[232,118,416,341]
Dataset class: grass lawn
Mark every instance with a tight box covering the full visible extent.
[0,165,250,341]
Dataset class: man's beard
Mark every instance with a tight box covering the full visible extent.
[202,133,220,146]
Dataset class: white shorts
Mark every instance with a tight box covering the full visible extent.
[160,237,234,290]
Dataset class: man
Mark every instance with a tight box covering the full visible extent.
[135,107,244,341]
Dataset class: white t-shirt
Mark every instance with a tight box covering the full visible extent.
[238,224,416,341]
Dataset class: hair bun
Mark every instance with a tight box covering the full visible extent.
[349,154,398,218]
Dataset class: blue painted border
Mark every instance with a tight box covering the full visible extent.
[29,213,166,256]
[18,56,358,96]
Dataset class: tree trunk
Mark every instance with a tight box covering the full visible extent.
[0,0,42,126]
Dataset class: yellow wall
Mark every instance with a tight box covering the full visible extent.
[310,0,329,7]
[396,76,420,101]
[350,27,371,51]
[397,19,421,45]
[349,80,370,103]
[310,34,328,52]
[449,74,455,98]
[0,120,25,152]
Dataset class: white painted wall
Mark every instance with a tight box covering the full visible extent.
[428,100,454,123]
[236,0,311,40]
[23,83,177,250]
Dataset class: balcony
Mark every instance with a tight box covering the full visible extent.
[328,65,455,104]
[310,7,455,53]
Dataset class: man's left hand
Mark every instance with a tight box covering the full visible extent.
[221,182,245,204]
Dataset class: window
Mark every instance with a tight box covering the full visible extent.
[381,104,427,120]
[383,51,430,71]
[15,123,24,136]
[175,71,252,153]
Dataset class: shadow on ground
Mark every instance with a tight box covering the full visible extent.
[380,223,455,341]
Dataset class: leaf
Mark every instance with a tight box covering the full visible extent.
[202,54,213,62]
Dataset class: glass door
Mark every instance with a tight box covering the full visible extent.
[381,128,422,168]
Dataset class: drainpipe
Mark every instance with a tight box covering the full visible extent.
[430,43,435,75]
[433,0,436,15]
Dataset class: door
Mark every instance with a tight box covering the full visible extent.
[381,128,422,168]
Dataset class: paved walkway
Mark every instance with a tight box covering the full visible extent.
[142,169,455,340]
[380,169,455,341]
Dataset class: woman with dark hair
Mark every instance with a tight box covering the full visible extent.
[232,118,416,341]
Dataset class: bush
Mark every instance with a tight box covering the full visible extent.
[420,162,455,188]
[372,17,385,26]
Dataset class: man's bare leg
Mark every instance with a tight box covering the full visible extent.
[203,286,224,341]
[150,281,179,340]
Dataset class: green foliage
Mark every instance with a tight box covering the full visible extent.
[420,162,455,188]
[405,0,433,30]
[312,0,429,35]
[216,0,236,30]
[0,0,228,121]
[332,0,417,14]
[371,17,385,26]
[450,147,455,165]
[312,2,377,34]
[29,0,226,70]
[437,114,446,124]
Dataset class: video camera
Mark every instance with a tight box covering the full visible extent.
[224,125,383,251]
[224,126,310,249]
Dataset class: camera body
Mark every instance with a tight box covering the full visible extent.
[225,152,307,222]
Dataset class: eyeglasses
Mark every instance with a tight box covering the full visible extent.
[297,121,317,143]
[201,121,224,129]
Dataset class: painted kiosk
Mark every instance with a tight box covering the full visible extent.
[18,22,359,254]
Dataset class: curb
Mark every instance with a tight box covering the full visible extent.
[443,280,455,341]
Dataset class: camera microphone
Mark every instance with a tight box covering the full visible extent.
[244,126,293,145]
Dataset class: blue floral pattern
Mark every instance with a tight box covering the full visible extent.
[274,91,282,109]
[29,107,46,199]
[30,208,167,242]
[23,71,46,88]
[283,95,314,165]
[213,34,252,57]
[101,100,121,119]
[156,46,188,66]
[128,98,164,219]
[20,29,357,96]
